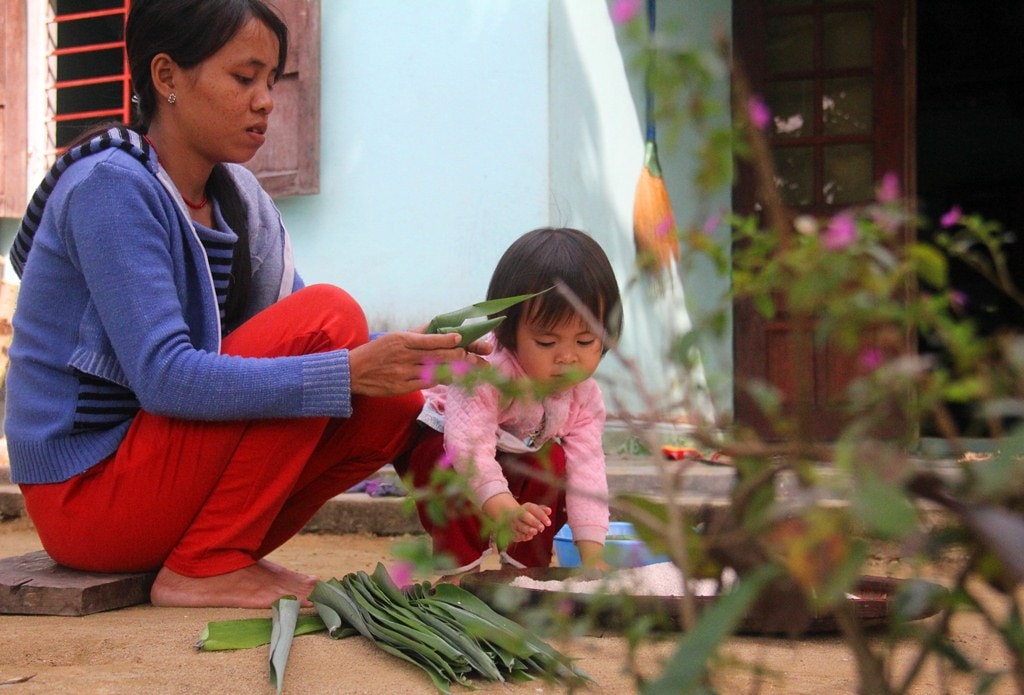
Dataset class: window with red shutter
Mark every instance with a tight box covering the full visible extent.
[50,1,131,151]
[45,0,319,196]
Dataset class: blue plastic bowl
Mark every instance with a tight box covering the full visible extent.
[554,521,668,568]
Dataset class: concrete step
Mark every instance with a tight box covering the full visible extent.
[0,444,962,536]
[0,449,740,535]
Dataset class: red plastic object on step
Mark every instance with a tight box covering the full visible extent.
[661,445,701,460]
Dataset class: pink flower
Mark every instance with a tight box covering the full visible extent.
[388,561,415,589]
[822,213,857,250]
[876,172,900,203]
[449,359,472,377]
[747,95,771,131]
[419,359,439,383]
[940,206,962,228]
[859,346,884,371]
[703,213,722,235]
[869,206,900,235]
[437,449,456,470]
[949,290,967,311]
[610,0,641,24]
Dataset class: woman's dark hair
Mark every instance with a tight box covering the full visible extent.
[487,227,622,353]
[66,0,289,331]
[124,0,288,133]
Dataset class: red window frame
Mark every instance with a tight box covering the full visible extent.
[49,1,131,151]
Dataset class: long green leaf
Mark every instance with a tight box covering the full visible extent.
[426,291,547,332]
[352,571,478,673]
[312,601,350,639]
[195,615,326,652]
[269,596,300,694]
[428,583,569,662]
[341,574,467,679]
[367,563,500,679]
[337,575,461,692]
[309,580,373,637]
[425,289,551,347]
[370,563,412,605]
[641,566,779,695]
[436,317,506,347]
[415,586,590,683]
[411,597,509,681]
[314,578,451,687]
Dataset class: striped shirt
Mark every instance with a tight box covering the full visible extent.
[195,219,237,328]
[72,211,237,432]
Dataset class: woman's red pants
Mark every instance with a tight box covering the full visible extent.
[21,285,422,577]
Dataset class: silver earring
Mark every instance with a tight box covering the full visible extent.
[167,92,177,105]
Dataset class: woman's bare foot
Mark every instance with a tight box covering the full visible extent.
[257,558,317,583]
[150,563,319,609]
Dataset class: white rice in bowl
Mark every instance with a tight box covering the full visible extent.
[509,562,726,597]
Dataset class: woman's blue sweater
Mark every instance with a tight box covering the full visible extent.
[6,146,352,484]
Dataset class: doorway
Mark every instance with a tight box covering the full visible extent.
[916,0,1024,435]
[731,0,909,439]
[733,0,1024,440]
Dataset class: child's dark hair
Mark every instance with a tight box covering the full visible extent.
[487,227,622,353]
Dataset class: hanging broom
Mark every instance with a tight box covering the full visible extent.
[632,0,679,276]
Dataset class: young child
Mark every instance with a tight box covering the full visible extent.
[401,227,622,577]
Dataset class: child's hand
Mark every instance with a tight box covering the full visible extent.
[511,502,552,542]
[482,493,551,542]
[464,337,494,357]
[576,540,610,574]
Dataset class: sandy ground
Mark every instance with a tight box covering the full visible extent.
[0,516,1019,695]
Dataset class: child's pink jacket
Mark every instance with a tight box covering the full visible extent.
[419,344,610,546]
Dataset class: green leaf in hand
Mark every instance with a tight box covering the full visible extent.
[426,289,551,348]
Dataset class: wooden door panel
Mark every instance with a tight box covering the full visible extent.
[243,0,321,197]
[732,0,911,439]
[0,0,28,218]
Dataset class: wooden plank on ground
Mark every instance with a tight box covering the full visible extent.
[0,550,155,616]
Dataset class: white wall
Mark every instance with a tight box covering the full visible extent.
[277,0,551,330]
[546,0,734,421]
[278,0,734,423]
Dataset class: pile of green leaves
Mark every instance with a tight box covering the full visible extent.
[197,563,591,694]
[310,564,591,693]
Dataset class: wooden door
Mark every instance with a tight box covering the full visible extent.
[0,0,28,218]
[243,0,321,197]
[732,0,912,439]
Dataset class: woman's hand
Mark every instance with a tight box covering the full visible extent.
[349,330,466,397]
[349,322,498,397]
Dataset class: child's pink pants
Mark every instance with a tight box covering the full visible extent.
[21,284,423,577]
[398,427,567,571]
